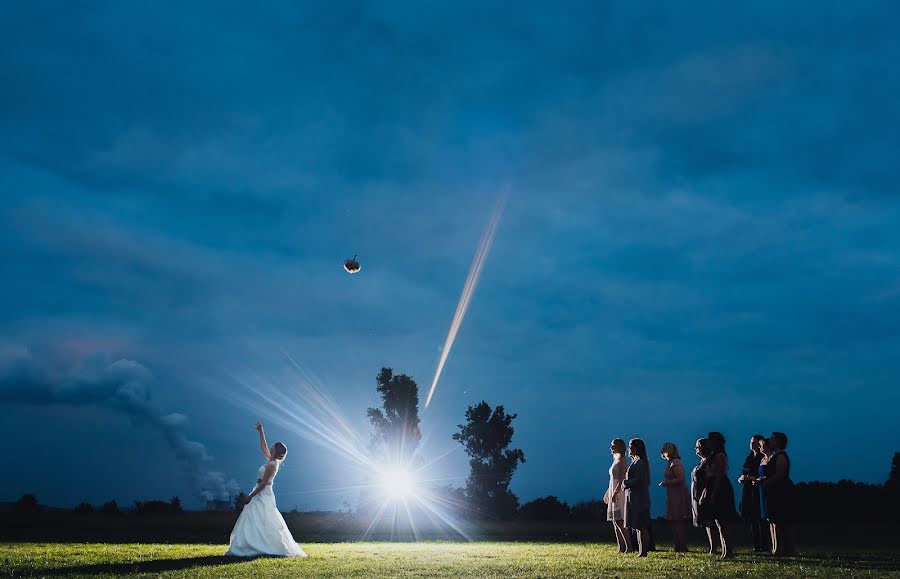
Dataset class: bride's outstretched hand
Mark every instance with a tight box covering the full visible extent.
[255,422,264,433]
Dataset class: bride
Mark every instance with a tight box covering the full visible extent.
[225,422,308,558]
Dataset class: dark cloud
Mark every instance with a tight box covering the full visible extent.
[0,348,239,504]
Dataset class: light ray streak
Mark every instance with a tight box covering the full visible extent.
[413,493,472,541]
[277,348,370,450]
[413,493,470,540]
[224,364,377,472]
[415,475,466,484]
[277,483,378,496]
[232,378,373,471]
[402,498,419,541]
[414,444,461,473]
[362,501,391,540]
[425,192,507,408]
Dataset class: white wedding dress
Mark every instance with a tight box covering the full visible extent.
[225,460,307,557]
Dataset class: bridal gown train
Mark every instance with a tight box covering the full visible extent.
[225,460,307,557]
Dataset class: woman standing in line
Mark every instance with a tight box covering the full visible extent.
[659,442,691,552]
[761,432,795,556]
[623,438,651,557]
[704,431,737,558]
[691,438,715,553]
[755,436,774,553]
[738,434,767,552]
[603,438,632,553]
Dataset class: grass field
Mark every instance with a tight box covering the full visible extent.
[2,542,899,578]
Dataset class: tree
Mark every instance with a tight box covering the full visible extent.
[12,494,39,514]
[520,496,570,521]
[887,452,900,491]
[571,499,606,522]
[73,502,95,515]
[366,367,422,463]
[452,401,525,519]
[169,496,183,513]
[99,499,121,516]
[133,500,174,515]
[887,452,900,519]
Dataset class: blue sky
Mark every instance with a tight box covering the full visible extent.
[1,1,899,512]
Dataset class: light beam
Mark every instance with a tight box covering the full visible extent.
[379,466,418,500]
[425,192,507,408]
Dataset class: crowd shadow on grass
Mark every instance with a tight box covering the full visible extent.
[32,555,282,577]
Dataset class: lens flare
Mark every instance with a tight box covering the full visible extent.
[214,348,473,540]
[425,192,507,408]
[379,466,418,499]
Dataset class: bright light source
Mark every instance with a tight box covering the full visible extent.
[380,466,418,499]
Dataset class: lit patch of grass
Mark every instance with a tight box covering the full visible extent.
[1,542,898,578]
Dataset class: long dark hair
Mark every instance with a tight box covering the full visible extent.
[628,438,647,460]
[696,438,711,459]
[771,432,788,450]
[708,431,727,456]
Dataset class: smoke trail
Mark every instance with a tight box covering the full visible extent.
[0,348,239,505]
[425,193,506,408]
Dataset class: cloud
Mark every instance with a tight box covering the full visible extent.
[0,348,239,504]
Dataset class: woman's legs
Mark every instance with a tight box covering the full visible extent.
[716,519,732,558]
[611,521,624,552]
[749,521,763,551]
[772,522,795,556]
[646,521,656,551]
[613,520,632,553]
[705,526,716,555]
[672,521,688,552]
[635,527,649,556]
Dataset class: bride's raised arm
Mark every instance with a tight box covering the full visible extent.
[256,422,273,460]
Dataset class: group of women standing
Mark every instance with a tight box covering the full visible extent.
[737,431,795,556]
[603,431,794,558]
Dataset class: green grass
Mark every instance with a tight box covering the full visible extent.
[1,542,898,578]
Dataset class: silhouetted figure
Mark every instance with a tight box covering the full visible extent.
[603,438,633,554]
[623,438,651,557]
[704,431,737,558]
[762,432,795,556]
[755,436,775,553]
[691,439,714,545]
[660,442,691,552]
[738,434,767,552]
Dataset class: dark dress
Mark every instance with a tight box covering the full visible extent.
[739,452,763,522]
[764,450,793,523]
[758,461,768,521]
[706,452,738,521]
[622,457,651,529]
[691,459,712,527]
